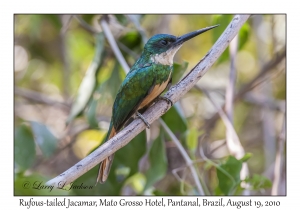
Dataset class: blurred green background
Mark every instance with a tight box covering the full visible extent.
[14,14,286,195]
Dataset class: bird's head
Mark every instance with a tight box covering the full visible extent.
[144,25,219,65]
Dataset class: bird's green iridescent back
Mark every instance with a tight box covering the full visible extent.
[111,53,173,132]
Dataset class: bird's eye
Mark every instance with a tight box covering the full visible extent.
[160,40,168,45]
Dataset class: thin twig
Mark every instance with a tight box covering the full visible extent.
[227,34,250,195]
[199,141,237,195]
[60,15,73,35]
[225,34,242,180]
[244,92,285,112]
[74,15,99,34]
[201,87,250,192]
[117,41,139,59]
[226,35,238,122]
[59,15,71,99]
[159,119,204,195]
[236,49,286,100]
[209,139,226,155]
[271,114,286,195]
[14,87,70,110]
[201,88,246,159]
[99,17,130,73]
[46,15,250,187]
[203,48,286,131]
[253,15,276,171]
[127,15,148,44]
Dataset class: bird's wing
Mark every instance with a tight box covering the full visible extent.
[112,64,156,131]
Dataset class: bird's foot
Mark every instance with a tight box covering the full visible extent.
[158,96,173,107]
[136,112,150,129]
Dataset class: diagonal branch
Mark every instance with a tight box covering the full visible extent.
[46,15,250,187]
[203,47,286,131]
[159,119,205,195]
[15,87,70,110]
[271,113,286,195]
[102,16,205,194]
[201,88,246,159]
[99,16,130,73]
[74,15,99,34]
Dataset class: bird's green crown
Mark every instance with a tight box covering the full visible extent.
[144,34,177,54]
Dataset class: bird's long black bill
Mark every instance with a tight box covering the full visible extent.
[174,24,219,46]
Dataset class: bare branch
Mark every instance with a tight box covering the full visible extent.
[14,87,70,110]
[117,41,139,59]
[244,92,285,112]
[127,15,148,44]
[74,15,99,34]
[226,35,238,122]
[271,114,286,195]
[201,88,250,194]
[60,15,73,35]
[159,119,205,195]
[226,35,250,195]
[253,15,276,171]
[59,15,71,99]
[203,48,286,131]
[235,49,286,99]
[99,17,130,73]
[46,15,250,187]
[201,88,246,159]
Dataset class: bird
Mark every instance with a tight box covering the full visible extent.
[97,24,219,183]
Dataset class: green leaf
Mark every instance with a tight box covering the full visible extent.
[153,189,169,196]
[113,131,147,178]
[119,31,142,50]
[107,62,124,98]
[14,124,36,170]
[186,127,198,151]
[238,22,250,50]
[93,33,106,64]
[66,33,105,124]
[214,186,224,195]
[114,14,129,25]
[44,15,61,29]
[95,61,123,103]
[86,95,99,128]
[216,155,242,195]
[211,15,233,64]
[173,61,189,84]
[115,165,131,182]
[161,103,188,143]
[144,132,167,190]
[244,174,272,190]
[81,14,95,25]
[72,131,147,195]
[240,153,252,163]
[123,173,146,194]
[30,121,58,158]
[204,161,213,170]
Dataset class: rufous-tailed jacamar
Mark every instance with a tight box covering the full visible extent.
[97,25,219,183]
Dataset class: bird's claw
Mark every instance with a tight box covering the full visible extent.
[136,112,150,129]
[159,96,173,107]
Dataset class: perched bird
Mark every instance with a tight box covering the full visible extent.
[97,25,219,183]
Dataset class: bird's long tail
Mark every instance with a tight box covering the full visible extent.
[96,122,116,184]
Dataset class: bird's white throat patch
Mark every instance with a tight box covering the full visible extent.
[151,44,182,66]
